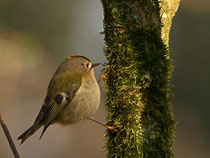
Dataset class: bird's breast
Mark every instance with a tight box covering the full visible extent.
[58,75,100,125]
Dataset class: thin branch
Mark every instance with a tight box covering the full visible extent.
[0,113,20,158]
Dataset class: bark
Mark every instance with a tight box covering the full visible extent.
[101,0,180,157]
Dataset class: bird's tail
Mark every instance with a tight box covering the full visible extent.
[17,124,41,144]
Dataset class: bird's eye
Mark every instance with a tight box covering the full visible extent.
[82,62,92,70]
[86,63,89,68]
[85,62,92,69]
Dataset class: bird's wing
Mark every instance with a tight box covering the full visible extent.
[39,85,80,139]
[37,74,82,139]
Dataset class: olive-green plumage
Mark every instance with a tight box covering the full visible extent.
[18,55,100,144]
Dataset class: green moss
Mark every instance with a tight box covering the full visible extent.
[101,0,179,157]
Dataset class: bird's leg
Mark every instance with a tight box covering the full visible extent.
[88,118,114,131]
[97,65,110,84]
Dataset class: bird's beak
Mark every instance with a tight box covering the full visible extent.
[91,63,100,69]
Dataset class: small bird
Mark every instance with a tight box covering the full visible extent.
[18,55,101,144]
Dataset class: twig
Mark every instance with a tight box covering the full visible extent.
[0,113,20,158]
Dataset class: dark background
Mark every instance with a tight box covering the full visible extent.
[0,0,209,157]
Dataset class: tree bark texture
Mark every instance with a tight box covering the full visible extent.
[101,0,180,157]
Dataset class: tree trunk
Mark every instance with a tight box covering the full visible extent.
[101,0,180,157]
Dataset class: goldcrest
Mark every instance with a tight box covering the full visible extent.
[18,55,100,144]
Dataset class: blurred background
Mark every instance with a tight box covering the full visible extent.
[0,0,209,158]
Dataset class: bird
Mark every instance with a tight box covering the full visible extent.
[17,55,101,144]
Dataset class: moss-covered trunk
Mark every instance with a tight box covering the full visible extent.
[101,0,180,157]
